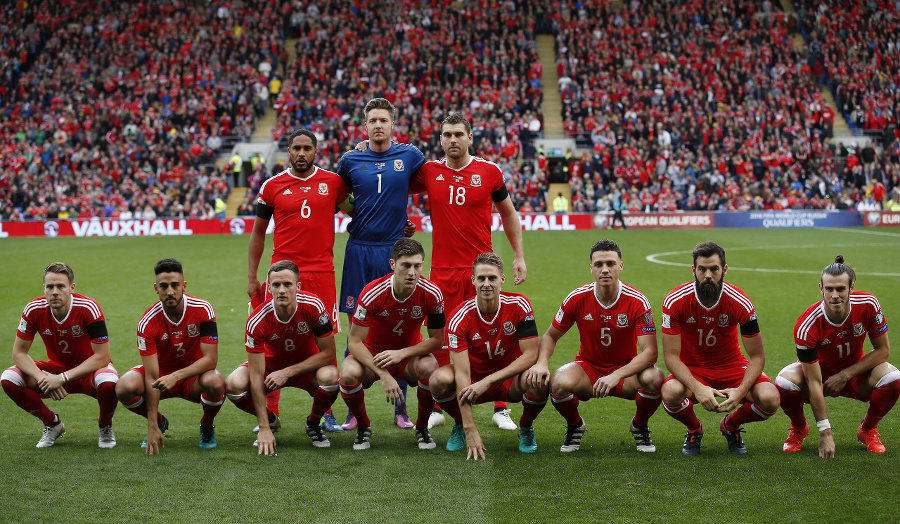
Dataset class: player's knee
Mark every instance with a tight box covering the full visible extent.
[114,374,141,400]
[201,370,225,394]
[429,366,455,395]
[1,367,25,389]
[640,366,664,392]
[548,369,576,397]
[776,362,804,385]
[660,379,684,404]
[416,355,438,379]
[755,383,781,412]
[317,365,339,387]
[339,361,362,384]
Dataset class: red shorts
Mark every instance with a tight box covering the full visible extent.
[239,361,318,394]
[468,373,515,403]
[430,267,474,314]
[129,365,199,402]
[362,356,415,387]
[7,360,118,397]
[573,360,627,400]
[665,365,772,402]
[252,271,339,332]
[430,267,472,368]
[825,373,869,402]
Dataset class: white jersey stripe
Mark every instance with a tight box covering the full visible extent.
[137,303,165,332]
[360,278,393,304]
[448,300,478,332]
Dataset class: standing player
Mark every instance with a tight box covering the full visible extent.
[227,260,340,454]
[337,98,426,429]
[338,238,445,450]
[247,128,349,433]
[429,253,545,459]
[115,258,225,453]
[525,240,664,452]
[660,241,780,455]
[2,263,119,448]
[777,256,898,457]
[412,112,527,431]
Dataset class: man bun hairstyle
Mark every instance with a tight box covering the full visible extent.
[821,254,855,285]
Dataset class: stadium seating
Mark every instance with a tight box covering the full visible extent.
[0,0,284,219]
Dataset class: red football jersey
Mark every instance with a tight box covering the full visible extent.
[352,274,445,354]
[136,295,218,376]
[661,282,757,369]
[447,292,538,378]
[412,157,506,269]
[256,166,349,272]
[17,293,110,368]
[552,282,656,370]
[795,291,888,377]
[245,292,333,371]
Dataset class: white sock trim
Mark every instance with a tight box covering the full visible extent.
[551,393,574,404]
[201,394,225,407]
[664,398,691,414]
[124,396,145,409]
[876,369,900,388]
[340,383,362,395]
[775,375,802,392]
[1,368,25,387]
[94,372,119,387]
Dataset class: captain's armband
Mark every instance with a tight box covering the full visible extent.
[796,345,818,363]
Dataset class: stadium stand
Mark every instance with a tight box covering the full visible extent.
[0,0,284,219]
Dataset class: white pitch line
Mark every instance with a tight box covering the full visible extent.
[646,243,900,277]
[830,227,900,238]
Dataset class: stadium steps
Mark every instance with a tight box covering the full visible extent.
[249,37,299,144]
[226,187,249,219]
[547,183,571,212]
[787,15,853,140]
[536,34,564,139]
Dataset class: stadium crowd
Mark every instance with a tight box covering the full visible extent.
[268,0,546,170]
[796,0,900,142]
[3,0,900,221]
[553,0,900,213]
[0,0,284,220]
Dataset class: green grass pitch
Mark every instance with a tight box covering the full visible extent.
[0,227,898,523]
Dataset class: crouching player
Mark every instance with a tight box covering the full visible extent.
[777,255,898,457]
[116,258,225,453]
[339,238,445,450]
[429,253,547,459]
[526,240,663,453]
[226,260,339,454]
[3,262,119,448]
